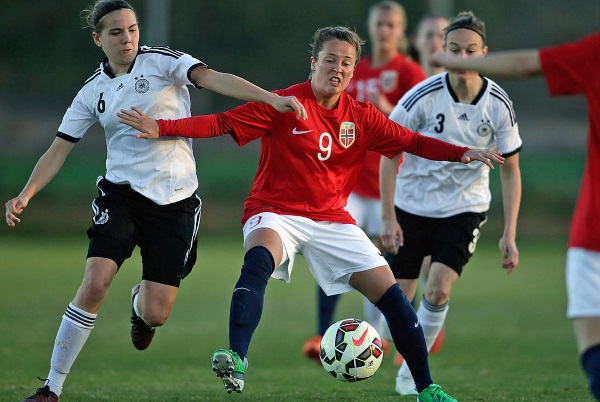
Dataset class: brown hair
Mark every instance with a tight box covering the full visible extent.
[81,0,136,33]
[444,11,486,45]
[309,26,365,64]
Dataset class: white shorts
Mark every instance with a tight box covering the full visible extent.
[345,192,382,237]
[566,247,600,318]
[242,213,387,296]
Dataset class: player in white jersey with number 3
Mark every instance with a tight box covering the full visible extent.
[380,11,523,396]
[430,27,600,402]
[4,1,306,401]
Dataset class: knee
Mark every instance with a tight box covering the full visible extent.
[241,246,275,283]
[77,280,110,307]
[142,310,169,328]
[423,286,450,306]
[137,297,173,327]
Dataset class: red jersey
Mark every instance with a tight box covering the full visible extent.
[344,54,426,199]
[540,32,600,252]
[158,80,468,224]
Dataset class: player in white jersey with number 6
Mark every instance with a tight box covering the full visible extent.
[4,1,306,401]
[380,11,523,396]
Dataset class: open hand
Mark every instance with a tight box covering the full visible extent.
[271,95,308,121]
[118,107,160,139]
[461,149,504,169]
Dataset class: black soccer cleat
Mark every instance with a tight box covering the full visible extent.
[130,283,155,350]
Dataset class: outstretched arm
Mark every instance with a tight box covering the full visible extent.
[5,137,75,226]
[191,67,307,120]
[118,107,228,140]
[460,149,505,169]
[430,49,542,79]
[118,107,160,138]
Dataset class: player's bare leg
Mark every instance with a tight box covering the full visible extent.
[130,280,178,350]
[23,258,117,400]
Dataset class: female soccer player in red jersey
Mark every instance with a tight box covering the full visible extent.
[431,30,600,402]
[303,1,427,362]
[120,25,504,401]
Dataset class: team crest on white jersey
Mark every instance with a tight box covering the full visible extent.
[380,70,398,93]
[134,75,150,93]
[339,122,356,148]
[477,119,493,137]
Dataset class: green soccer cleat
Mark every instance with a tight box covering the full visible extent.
[211,349,247,394]
[417,383,458,402]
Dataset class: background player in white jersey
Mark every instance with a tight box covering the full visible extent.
[380,11,522,396]
[120,25,505,402]
[302,0,425,363]
[430,30,600,402]
[3,1,306,401]
[390,11,452,363]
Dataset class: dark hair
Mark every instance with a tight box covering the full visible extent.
[310,26,365,64]
[444,11,486,45]
[81,0,136,32]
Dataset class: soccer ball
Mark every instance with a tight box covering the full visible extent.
[319,318,384,382]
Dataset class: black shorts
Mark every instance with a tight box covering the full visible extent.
[87,177,202,287]
[386,208,487,279]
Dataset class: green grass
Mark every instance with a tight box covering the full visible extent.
[0,235,594,401]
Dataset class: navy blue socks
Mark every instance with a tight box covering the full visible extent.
[582,344,600,400]
[318,287,339,335]
[229,246,275,360]
[376,283,431,392]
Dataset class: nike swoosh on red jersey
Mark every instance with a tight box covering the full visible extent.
[352,327,369,347]
[292,127,312,135]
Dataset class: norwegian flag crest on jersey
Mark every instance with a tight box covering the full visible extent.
[339,122,356,148]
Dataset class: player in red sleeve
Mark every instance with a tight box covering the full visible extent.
[303,1,427,363]
[431,31,600,402]
[120,25,502,401]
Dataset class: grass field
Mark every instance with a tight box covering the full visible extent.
[0,235,594,401]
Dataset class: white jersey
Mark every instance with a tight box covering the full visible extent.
[57,46,207,205]
[389,72,522,217]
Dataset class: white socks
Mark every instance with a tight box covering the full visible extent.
[133,291,141,318]
[397,297,448,378]
[46,303,96,396]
